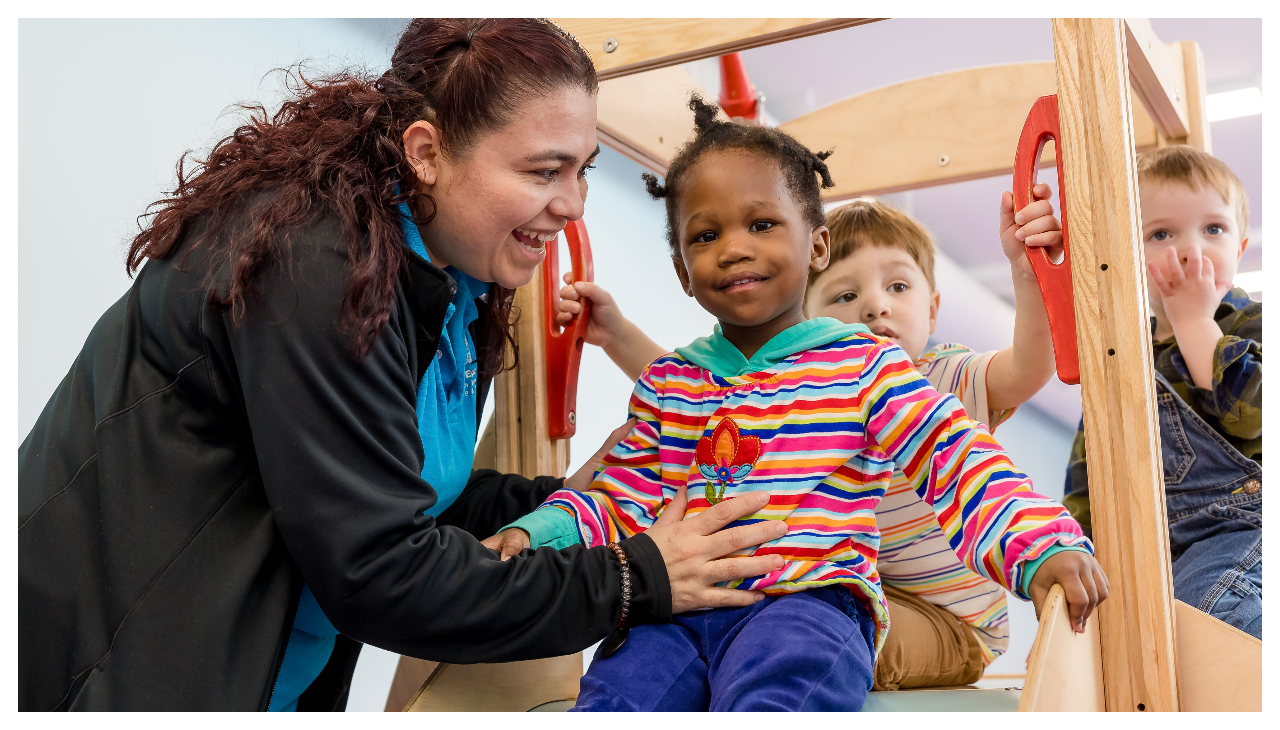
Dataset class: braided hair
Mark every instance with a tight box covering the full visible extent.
[641,93,835,256]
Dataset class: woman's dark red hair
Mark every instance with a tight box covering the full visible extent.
[126,18,598,374]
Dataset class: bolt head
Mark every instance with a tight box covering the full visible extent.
[936,154,950,167]
[568,411,576,425]
[603,38,618,53]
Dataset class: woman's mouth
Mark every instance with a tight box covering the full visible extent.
[718,272,768,293]
[512,227,558,258]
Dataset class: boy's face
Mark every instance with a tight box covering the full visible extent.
[805,244,939,361]
[672,150,830,331]
[1140,180,1247,312]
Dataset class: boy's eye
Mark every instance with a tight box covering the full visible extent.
[1150,230,1171,242]
[749,220,775,233]
[692,231,718,245]
[889,282,908,293]
[1206,224,1224,235]
[837,292,857,304]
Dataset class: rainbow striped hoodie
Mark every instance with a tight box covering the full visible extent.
[508,318,1091,652]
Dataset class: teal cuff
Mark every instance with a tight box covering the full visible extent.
[1019,544,1091,595]
[501,507,582,550]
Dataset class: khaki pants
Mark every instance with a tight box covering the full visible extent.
[872,584,987,691]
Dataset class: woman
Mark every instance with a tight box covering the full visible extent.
[18,18,782,711]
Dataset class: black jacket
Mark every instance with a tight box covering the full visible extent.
[19,207,671,711]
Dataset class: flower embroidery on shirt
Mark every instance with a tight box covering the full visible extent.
[695,417,762,504]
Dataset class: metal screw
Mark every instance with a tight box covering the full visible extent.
[1175,88,1182,102]
[936,154,950,167]
[603,38,618,53]
[568,411,576,425]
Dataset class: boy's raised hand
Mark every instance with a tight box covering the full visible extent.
[1027,550,1109,633]
[999,183,1063,272]
[556,272,628,349]
[1148,244,1231,327]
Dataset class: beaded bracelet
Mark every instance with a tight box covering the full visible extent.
[600,543,632,658]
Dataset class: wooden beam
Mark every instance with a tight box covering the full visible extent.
[403,655,582,711]
[1173,600,1261,711]
[597,65,708,174]
[1178,40,1212,153]
[1019,584,1104,712]
[1123,19,1190,140]
[555,18,882,80]
[1051,18,1179,712]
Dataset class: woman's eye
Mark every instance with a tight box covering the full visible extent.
[837,292,857,303]
[1151,230,1170,242]
[1206,224,1224,235]
[889,282,908,293]
[578,163,596,178]
[749,220,775,233]
[534,169,559,182]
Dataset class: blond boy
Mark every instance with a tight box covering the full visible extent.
[1064,146,1261,638]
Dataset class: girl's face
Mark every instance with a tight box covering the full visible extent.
[404,86,599,288]
[805,244,939,361]
[672,150,829,343]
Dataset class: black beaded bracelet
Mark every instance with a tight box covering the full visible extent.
[601,543,632,658]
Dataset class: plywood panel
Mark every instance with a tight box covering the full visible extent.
[1174,600,1261,711]
[555,18,881,80]
[1052,17,1179,712]
[1019,585,1104,711]
[404,655,583,712]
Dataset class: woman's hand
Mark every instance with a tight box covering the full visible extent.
[1028,550,1109,633]
[646,489,787,615]
[481,528,531,561]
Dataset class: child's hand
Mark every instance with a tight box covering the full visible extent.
[556,272,628,349]
[999,183,1063,277]
[481,528,531,561]
[1027,551,1109,633]
[1148,244,1231,330]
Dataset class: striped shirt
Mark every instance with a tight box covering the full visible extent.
[528,325,1089,653]
[879,342,1018,662]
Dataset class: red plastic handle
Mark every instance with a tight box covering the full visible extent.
[1013,94,1079,385]
[543,219,594,439]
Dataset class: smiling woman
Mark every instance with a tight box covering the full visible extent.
[18,18,785,712]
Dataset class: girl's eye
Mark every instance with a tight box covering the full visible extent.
[692,231,718,244]
[837,292,857,304]
[889,282,908,293]
[1150,230,1170,242]
[1206,224,1224,235]
[749,220,775,233]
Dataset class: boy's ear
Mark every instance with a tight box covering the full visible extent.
[810,226,831,272]
[403,120,445,187]
[672,257,695,297]
[928,290,940,336]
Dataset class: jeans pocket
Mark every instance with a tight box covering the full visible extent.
[1158,393,1196,485]
[1205,501,1263,530]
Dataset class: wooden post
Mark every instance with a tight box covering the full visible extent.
[1051,18,1179,712]
[1178,40,1212,154]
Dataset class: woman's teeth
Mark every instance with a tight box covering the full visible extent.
[516,228,558,250]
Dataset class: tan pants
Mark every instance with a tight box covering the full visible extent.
[872,584,987,691]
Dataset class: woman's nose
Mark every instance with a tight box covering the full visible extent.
[546,178,587,222]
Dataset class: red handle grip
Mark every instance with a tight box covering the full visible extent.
[1013,94,1079,385]
[544,219,595,439]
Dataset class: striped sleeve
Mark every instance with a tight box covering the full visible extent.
[530,365,671,548]
[860,340,1091,599]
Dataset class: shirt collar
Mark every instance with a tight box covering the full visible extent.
[675,318,870,377]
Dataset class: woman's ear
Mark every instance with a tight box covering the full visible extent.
[403,121,445,187]
[810,225,831,272]
[672,256,695,297]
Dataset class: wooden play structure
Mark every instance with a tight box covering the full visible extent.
[391,18,1262,712]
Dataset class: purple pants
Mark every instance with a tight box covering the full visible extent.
[572,585,877,712]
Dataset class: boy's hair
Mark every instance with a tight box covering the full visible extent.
[1137,145,1250,234]
[812,197,938,291]
[642,94,835,256]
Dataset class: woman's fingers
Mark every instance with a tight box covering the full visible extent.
[702,554,784,585]
[691,588,767,610]
[704,519,788,561]
[653,485,689,528]
[685,492,769,536]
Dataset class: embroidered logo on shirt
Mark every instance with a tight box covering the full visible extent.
[695,417,762,504]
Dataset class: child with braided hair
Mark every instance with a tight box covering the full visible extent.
[488,95,1104,711]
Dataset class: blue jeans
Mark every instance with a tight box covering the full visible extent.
[572,585,877,712]
[1158,371,1262,638]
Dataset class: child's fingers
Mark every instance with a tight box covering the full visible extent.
[557,298,583,315]
[999,191,1017,231]
[1022,231,1064,249]
[1016,215,1061,243]
[1032,182,1054,202]
[1162,247,1186,287]
[1014,199,1055,227]
[1092,562,1110,605]
[1183,244,1204,281]
[1148,261,1173,296]
[1061,573,1097,633]
[559,283,580,302]
[563,271,573,286]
